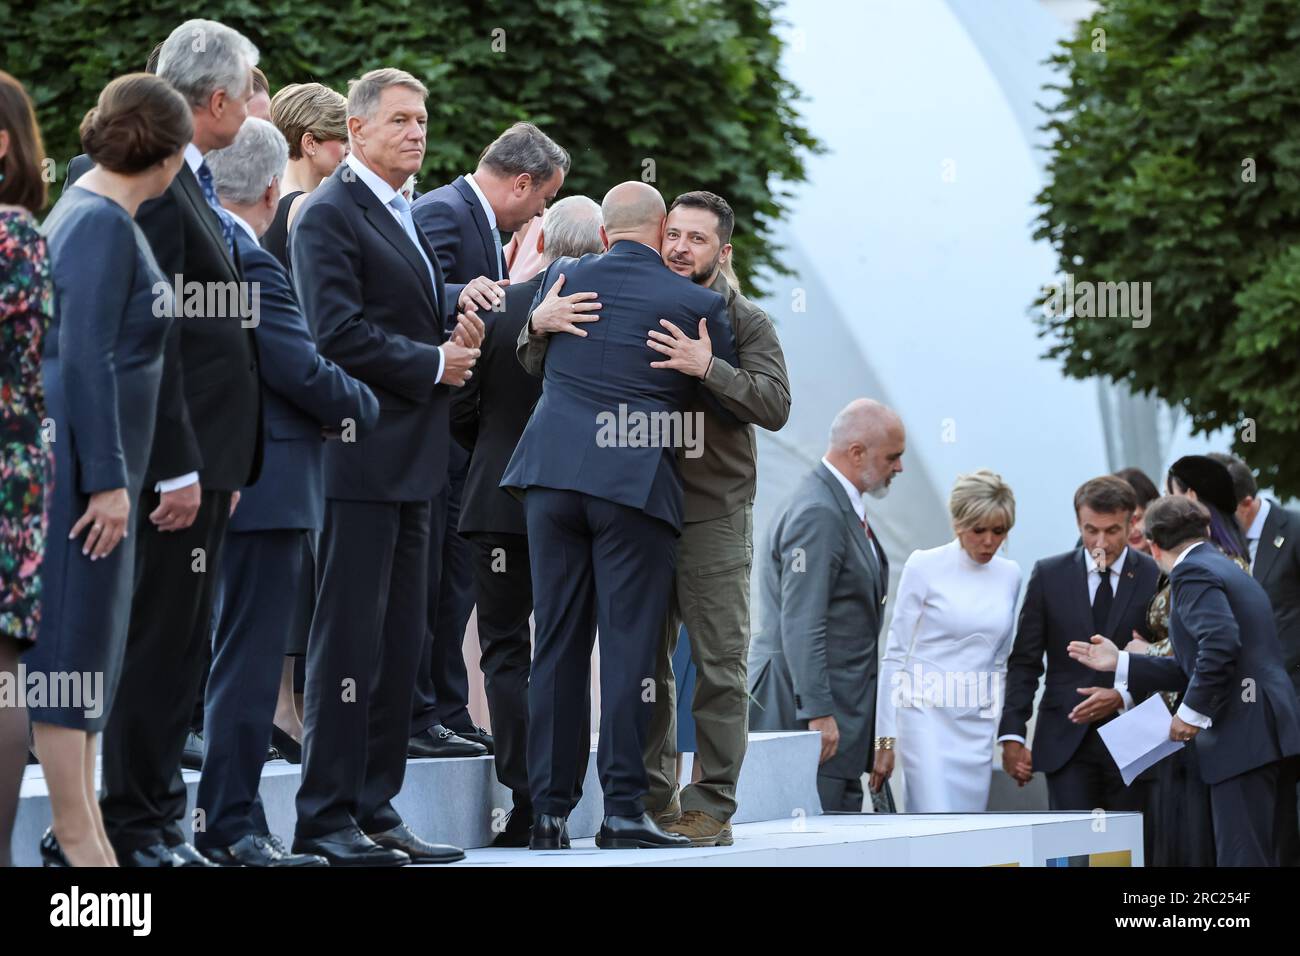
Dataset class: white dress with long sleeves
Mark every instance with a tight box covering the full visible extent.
[875,539,1022,812]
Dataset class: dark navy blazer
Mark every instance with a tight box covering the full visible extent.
[290,164,453,502]
[412,175,503,315]
[1128,543,1300,785]
[500,241,736,531]
[229,227,379,533]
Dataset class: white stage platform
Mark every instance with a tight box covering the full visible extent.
[13,728,1142,867]
[455,812,1143,867]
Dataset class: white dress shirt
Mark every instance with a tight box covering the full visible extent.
[154,143,211,495]
[820,457,881,567]
[463,173,504,278]
[1114,541,1212,728]
[1245,497,1271,570]
[344,153,445,384]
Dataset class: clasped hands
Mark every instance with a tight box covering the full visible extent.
[440,284,490,387]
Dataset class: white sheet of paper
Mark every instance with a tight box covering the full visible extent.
[1097,692,1185,786]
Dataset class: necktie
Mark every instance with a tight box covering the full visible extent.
[860,516,882,586]
[1092,566,1113,634]
[196,160,237,256]
[492,226,505,280]
[1249,536,1259,571]
[389,193,440,308]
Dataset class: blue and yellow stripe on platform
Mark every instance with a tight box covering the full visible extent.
[1045,850,1132,867]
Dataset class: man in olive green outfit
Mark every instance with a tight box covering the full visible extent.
[518,190,790,846]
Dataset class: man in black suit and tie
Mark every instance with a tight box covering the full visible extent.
[500,181,737,849]
[998,476,1160,812]
[450,195,604,846]
[1071,495,1300,865]
[288,68,480,866]
[199,118,380,866]
[405,124,568,758]
[73,20,264,868]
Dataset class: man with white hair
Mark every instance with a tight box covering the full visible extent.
[748,398,905,812]
[450,195,604,846]
[87,18,265,868]
[198,118,379,866]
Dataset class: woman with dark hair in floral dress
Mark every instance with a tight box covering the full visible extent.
[0,67,53,867]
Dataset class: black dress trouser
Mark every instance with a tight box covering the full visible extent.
[101,488,231,851]
[294,499,431,839]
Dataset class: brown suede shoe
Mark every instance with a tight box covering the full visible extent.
[666,810,733,847]
[650,791,682,828]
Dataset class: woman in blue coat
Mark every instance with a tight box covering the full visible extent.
[26,74,191,867]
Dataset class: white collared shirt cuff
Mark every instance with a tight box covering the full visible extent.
[1177,703,1212,729]
[1114,650,1134,710]
[434,345,446,384]
[997,734,1026,745]
[155,472,199,494]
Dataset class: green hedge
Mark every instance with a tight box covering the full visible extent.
[3,0,820,293]
[1034,0,1300,496]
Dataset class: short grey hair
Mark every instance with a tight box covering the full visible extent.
[207,117,288,205]
[541,196,603,262]
[157,19,259,108]
[828,398,900,451]
[480,123,569,183]
[347,68,428,122]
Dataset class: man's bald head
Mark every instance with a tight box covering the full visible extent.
[600,181,667,246]
[826,398,906,498]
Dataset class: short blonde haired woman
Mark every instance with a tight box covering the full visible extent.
[870,469,1023,811]
[263,82,348,269]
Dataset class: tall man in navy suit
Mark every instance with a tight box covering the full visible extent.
[1071,495,1300,865]
[451,195,605,845]
[406,123,569,757]
[998,476,1160,811]
[288,69,481,867]
[199,118,379,867]
[501,181,737,850]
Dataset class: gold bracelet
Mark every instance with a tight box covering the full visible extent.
[874,737,896,750]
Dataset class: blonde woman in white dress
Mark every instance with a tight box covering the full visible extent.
[870,470,1022,811]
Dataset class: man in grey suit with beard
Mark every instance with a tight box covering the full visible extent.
[748,399,906,812]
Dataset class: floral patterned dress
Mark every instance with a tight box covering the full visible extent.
[0,208,52,647]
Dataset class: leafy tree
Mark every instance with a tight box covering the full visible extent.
[1034,0,1300,495]
[3,0,819,292]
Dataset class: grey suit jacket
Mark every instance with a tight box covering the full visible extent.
[747,462,888,780]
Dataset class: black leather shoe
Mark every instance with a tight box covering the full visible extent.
[181,730,204,770]
[39,828,70,867]
[596,813,692,849]
[293,826,409,867]
[270,725,302,764]
[120,842,185,867]
[166,840,219,867]
[407,724,488,758]
[450,724,495,754]
[529,813,570,850]
[492,806,533,848]
[203,833,327,867]
[366,823,464,864]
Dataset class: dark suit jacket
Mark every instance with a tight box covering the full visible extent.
[451,273,543,536]
[998,547,1159,775]
[1128,543,1300,784]
[499,241,735,531]
[69,154,264,491]
[290,164,452,502]
[748,463,889,781]
[1253,500,1300,691]
[411,175,502,314]
[227,228,379,532]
